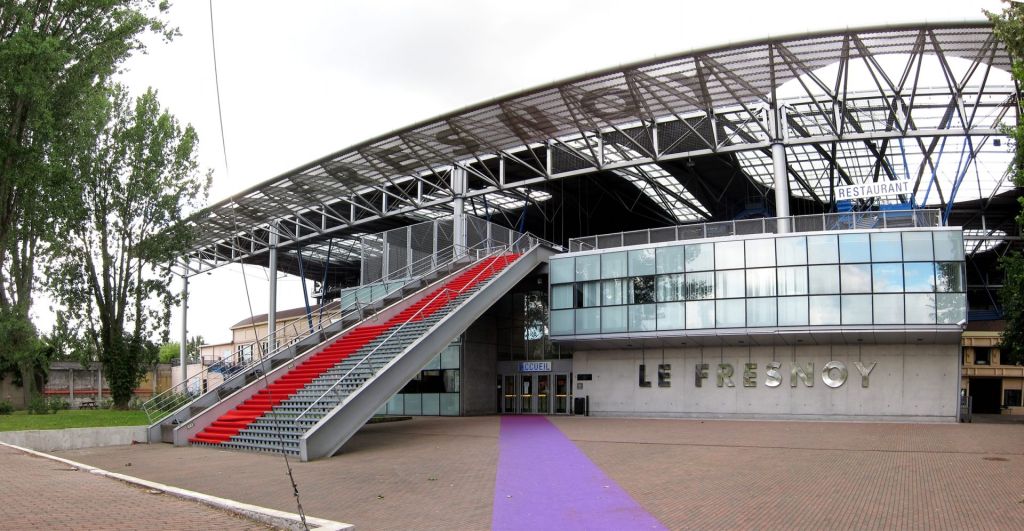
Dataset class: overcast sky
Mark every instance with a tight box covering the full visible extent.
[40,0,1002,346]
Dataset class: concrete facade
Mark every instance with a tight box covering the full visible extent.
[0,426,147,452]
[462,315,498,415]
[573,343,960,421]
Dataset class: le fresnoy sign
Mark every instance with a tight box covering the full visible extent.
[638,360,877,389]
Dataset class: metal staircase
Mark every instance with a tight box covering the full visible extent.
[175,234,554,460]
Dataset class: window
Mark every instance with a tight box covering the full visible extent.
[870,232,903,262]
[808,265,840,294]
[602,279,627,306]
[936,263,963,292]
[656,246,685,274]
[550,310,574,335]
[716,299,745,327]
[841,295,872,325]
[745,239,776,268]
[715,241,744,269]
[1004,389,1022,407]
[656,302,685,330]
[601,252,627,279]
[629,304,656,331]
[974,347,991,365]
[807,234,839,264]
[747,297,777,327]
[575,281,600,308]
[839,233,871,263]
[746,268,776,297]
[601,307,627,333]
[551,285,573,309]
[550,258,574,284]
[871,263,903,293]
[809,295,841,325]
[873,294,904,324]
[840,264,872,293]
[629,276,656,304]
[902,232,933,261]
[716,270,745,298]
[629,248,656,276]
[685,243,714,271]
[778,296,809,326]
[575,308,600,334]
[936,293,966,324]
[686,300,715,329]
[656,274,685,302]
[575,255,600,281]
[904,263,936,292]
[776,236,807,266]
[933,231,964,261]
[685,272,714,300]
[777,266,808,296]
[904,293,936,324]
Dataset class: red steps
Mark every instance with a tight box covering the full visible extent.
[189,253,520,446]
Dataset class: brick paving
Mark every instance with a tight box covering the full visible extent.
[0,444,270,530]
[54,416,1024,530]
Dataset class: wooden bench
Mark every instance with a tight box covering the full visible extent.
[79,400,97,410]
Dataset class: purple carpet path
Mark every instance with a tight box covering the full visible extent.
[491,416,667,531]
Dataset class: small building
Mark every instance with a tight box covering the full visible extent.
[961,320,1021,415]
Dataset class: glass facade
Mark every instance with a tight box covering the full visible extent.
[385,339,461,416]
[549,229,966,335]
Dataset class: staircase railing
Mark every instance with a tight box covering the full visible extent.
[142,238,498,424]
[291,232,538,428]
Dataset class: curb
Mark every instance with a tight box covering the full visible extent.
[0,442,353,530]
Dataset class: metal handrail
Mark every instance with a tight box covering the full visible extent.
[292,232,536,426]
[141,238,492,423]
[567,209,942,252]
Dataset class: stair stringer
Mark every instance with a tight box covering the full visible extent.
[299,244,556,461]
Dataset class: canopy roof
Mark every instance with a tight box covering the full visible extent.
[182,21,1020,280]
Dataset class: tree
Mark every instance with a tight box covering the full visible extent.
[988,1,1024,364]
[47,85,209,408]
[0,1,171,405]
[158,335,203,364]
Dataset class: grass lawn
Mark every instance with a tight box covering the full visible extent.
[0,410,150,432]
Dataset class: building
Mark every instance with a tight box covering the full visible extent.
[148,22,1023,459]
[961,320,1022,415]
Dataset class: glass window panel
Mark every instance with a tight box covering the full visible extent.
[575,308,601,334]
[839,233,871,263]
[656,302,685,330]
[440,345,460,369]
[747,297,777,327]
[715,241,744,269]
[905,293,936,324]
[778,266,808,296]
[656,246,686,274]
[403,394,422,416]
[871,263,903,293]
[629,276,656,304]
[440,393,460,416]
[746,268,777,297]
[575,255,600,281]
[716,299,745,328]
[685,243,714,271]
[575,281,601,307]
[628,304,656,331]
[550,310,574,335]
[422,393,440,415]
[685,272,715,300]
[904,263,936,292]
[656,274,685,302]
[933,231,964,261]
[550,258,574,284]
[840,264,872,293]
[386,394,404,415]
[808,265,840,294]
[936,293,966,324]
[551,284,573,309]
[809,295,841,325]
[601,279,627,306]
[686,300,715,329]
[716,270,745,299]
[870,232,903,262]
[629,248,656,276]
[902,231,934,261]
[807,235,839,264]
[424,353,441,370]
[601,306,627,333]
[777,237,807,266]
[601,251,627,279]
[936,263,963,292]
[778,296,809,326]
[873,294,905,324]
[745,239,776,268]
[841,295,872,325]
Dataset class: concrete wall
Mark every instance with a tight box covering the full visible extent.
[0,426,147,452]
[462,315,498,415]
[1,373,26,409]
[573,343,960,421]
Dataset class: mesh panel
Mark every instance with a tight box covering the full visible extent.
[385,227,409,279]
[677,224,706,240]
[410,222,436,276]
[734,219,765,235]
[622,230,649,247]
[705,221,734,238]
[597,234,623,249]
[793,215,825,232]
[649,226,677,243]
[360,235,384,284]
[466,216,488,249]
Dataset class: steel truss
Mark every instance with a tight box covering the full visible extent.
[180,23,1018,276]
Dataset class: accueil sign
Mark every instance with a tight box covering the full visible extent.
[638,360,877,389]
[834,180,912,201]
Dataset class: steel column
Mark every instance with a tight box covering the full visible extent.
[180,271,188,384]
[268,224,279,352]
[772,142,791,233]
[452,167,467,257]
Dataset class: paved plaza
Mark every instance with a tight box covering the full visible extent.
[41,416,1024,530]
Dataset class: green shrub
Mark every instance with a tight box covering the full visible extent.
[47,397,70,413]
[27,395,53,415]
[0,401,13,415]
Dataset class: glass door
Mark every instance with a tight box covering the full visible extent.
[537,374,550,414]
[554,373,569,414]
[503,374,517,413]
[519,374,535,413]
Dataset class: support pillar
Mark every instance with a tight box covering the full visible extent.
[69,368,74,405]
[97,367,102,402]
[773,142,791,233]
[452,166,467,258]
[180,270,189,385]
[267,224,279,353]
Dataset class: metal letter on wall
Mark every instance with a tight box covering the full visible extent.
[765,362,782,388]
[743,363,757,388]
[821,361,848,388]
[658,364,671,388]
[695,363,709,387]
[791,362,814,388]
[639,364,652,388]
[717,363,735,388]
[853,361,877,388]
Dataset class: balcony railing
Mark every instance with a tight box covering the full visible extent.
[568,209,942,252]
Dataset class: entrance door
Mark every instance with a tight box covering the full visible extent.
[519,374,535,413]
[970,378,1002,414]
[553,373,570,414]
[502,374,517,413]
[536,374,550,414]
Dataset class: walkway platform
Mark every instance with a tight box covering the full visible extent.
[49,416,1024,529]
